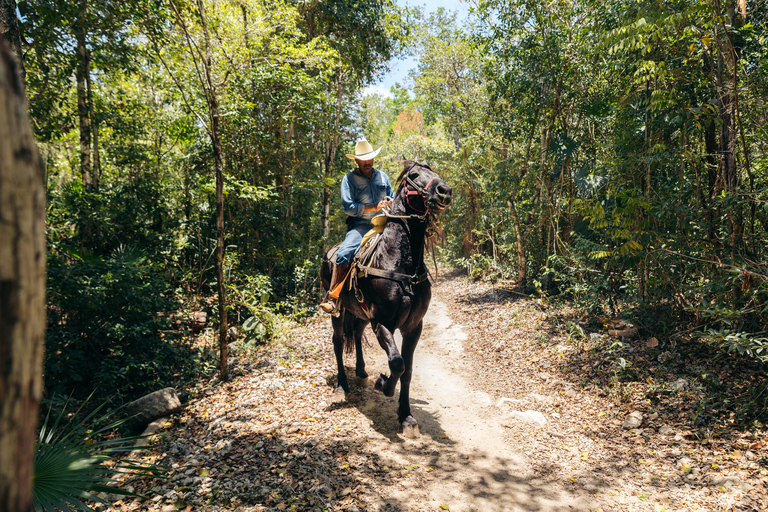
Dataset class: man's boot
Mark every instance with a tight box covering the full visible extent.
[319,263,351,315]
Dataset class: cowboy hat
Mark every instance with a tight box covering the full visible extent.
[345,138,381,161]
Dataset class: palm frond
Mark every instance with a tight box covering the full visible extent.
[33,396,167,512]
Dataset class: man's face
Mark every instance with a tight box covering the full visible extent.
[356,158,374,174]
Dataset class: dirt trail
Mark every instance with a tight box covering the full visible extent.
[345,293,594,511]
[122,275,766,512]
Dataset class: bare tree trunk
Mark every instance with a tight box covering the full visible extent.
[451,103,461,150]
[75,24,91,187]
[321,74,343,244]
[196,0,228,380]
[713,1,745,298]
[85,59,100,189]
[211,90,228,380]
[507,195,526,289]
[321,182,331,240]
[0,37,46,512]
[0,0,24,87]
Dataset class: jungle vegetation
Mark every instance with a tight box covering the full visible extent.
[5,0,767,418]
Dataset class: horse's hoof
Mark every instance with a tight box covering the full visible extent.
[374,374,387,392]
[402,417,419,439]
[356,368,368,379]
[331,386,346,403]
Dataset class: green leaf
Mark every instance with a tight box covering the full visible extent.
[33,396,166,512]
[242,316,259,331]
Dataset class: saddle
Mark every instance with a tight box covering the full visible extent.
[327,214,432,318]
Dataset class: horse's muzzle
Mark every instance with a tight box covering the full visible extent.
[433,183,452,211]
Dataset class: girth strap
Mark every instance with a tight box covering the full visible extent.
[357,265,430,285]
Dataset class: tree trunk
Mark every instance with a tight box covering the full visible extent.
[451,103,461,150]
[197,0,228,380]
[0,37,46,512]
[507,195,526,290]
[85,58,100,189]
[321,182,331,240]
[321,74,343,245]
[211,90,228,380]
[714,2,745,289]
[0,0,24,87]
[75,25,91,187]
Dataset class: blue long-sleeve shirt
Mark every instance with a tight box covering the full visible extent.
[340,168,394,221]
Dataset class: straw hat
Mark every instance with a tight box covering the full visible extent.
[345,137,381,161]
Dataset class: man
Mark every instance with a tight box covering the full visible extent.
[319,137,393,314]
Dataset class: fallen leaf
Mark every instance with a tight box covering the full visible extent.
[439,505,450,511]
[646,337,659,348]
[403,464,419,470]
[427,467,435,472]
[682,462,692,474]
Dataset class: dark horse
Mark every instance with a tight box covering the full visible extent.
[321,160,452,434]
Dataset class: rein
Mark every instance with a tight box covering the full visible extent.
[353,164,445,296]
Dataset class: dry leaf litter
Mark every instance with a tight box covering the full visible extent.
[107,274,767,512]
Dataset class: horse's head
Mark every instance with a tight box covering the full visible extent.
[395,160,452,215]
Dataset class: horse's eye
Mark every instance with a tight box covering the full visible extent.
[409,172,419,180]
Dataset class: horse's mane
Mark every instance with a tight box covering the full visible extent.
[396,159,434,186]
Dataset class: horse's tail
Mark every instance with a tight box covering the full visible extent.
[341,309,356,355]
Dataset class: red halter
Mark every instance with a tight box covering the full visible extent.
[404,176,437,214]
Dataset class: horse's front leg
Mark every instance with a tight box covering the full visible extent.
[372,323,404,397]
[331,315,349,399]
[398,322,422,436]
[353,317,368,379]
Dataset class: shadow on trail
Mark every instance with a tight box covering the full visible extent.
[324,367,588,512]
[455,285,531,308]
[326,367,457,447]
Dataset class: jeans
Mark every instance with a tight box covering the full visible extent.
[336,219,372,265]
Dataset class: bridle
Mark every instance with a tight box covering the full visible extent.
[404,174,438,214]
[356,164,448,293]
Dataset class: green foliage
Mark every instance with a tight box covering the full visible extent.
[23,0,768,400]
[700,329,768,363]
[34,397,165,512]
[27,0,408,398]
[45,248,215,400]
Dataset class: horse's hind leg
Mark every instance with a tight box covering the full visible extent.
[353,318,369,379]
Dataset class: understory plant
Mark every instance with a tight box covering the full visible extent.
[33,397,166,511]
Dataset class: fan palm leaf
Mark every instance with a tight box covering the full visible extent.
[33,396,167,512]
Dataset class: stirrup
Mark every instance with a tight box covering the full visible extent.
[318,298,341,317]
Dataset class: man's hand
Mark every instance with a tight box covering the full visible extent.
[364,199,392,213]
